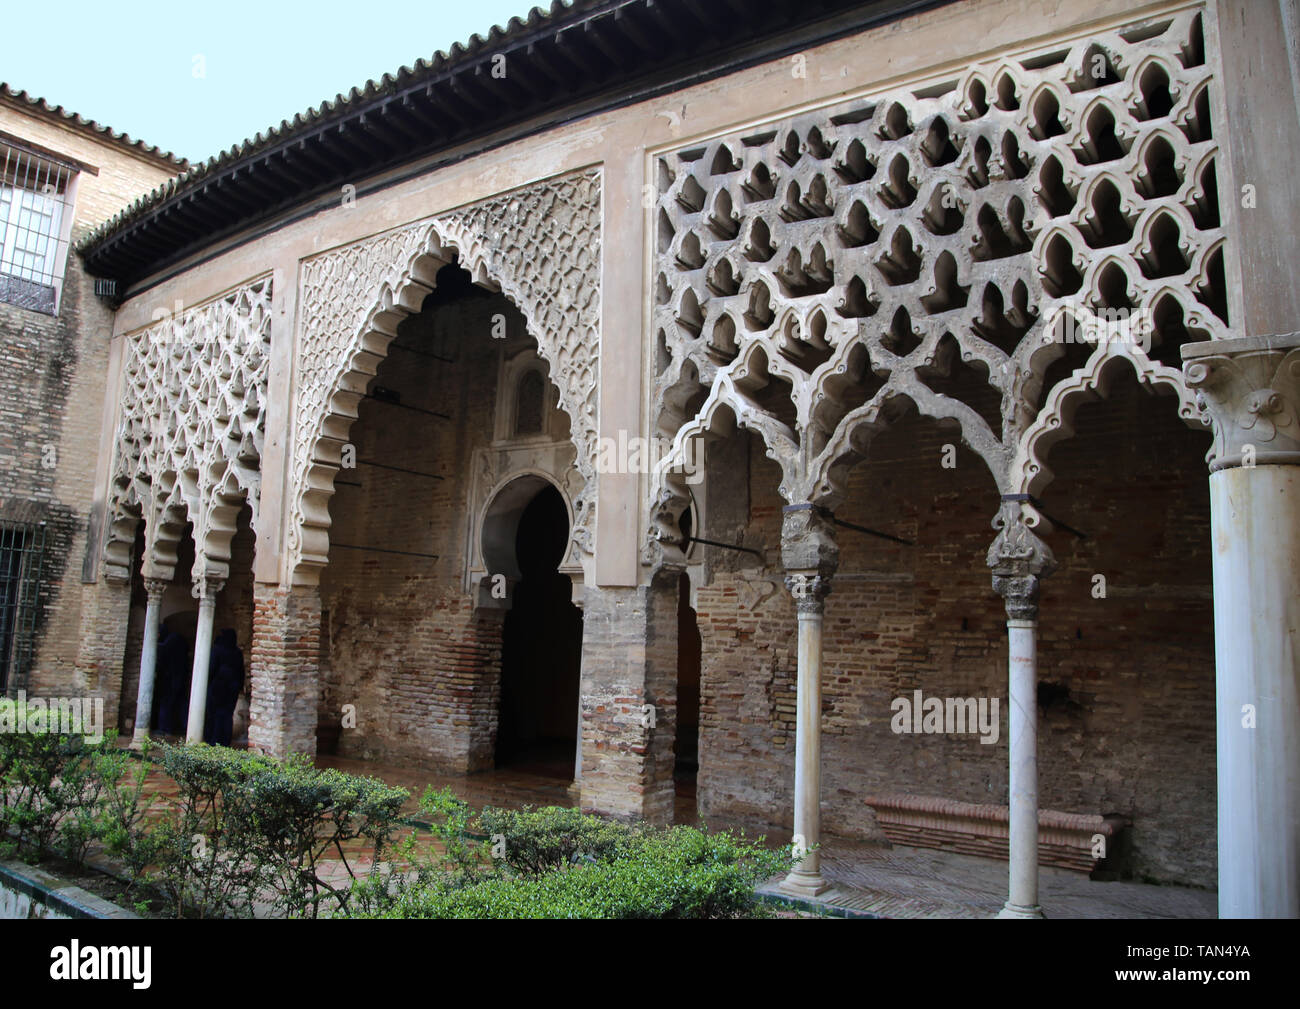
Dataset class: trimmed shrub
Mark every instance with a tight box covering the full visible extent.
[240,757,408,917]
[147,744,277,918]
[478,804,633,876]
[148,744,408,918]
[95,740,164,890]
[0,699,125,863]
[349,820,791,919]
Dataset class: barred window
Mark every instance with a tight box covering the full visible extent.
[0,143,77,315]
[0,521,47,694]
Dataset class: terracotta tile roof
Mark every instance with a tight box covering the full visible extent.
[0,82,189,169]
[76,0,937,288]
[78,0,592,257]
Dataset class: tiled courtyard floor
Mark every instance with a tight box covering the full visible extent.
[756,842,1217,919]
[116,743,1218,919]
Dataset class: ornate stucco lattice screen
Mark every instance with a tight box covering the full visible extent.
[288,169,601,586]
[103,278,274,583]
[649,10,1224,553]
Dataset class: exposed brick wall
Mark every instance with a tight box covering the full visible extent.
[694,377,1217,888]
[248,584,321,757]
[0,103,175,701]
[69,578,132,727]
[320,582,505,770]
[117,586,146,730]
[317,286,546,772]
[577,574,678,823]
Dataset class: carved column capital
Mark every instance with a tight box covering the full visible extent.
[988,500,1056,621]
[780,504,839,575]
[782,503,837,615]
[143,578,168,602]
[192,577,226,604]
[993,573,1042,621]
[1183,333,1300,471]
[785,572,833,614]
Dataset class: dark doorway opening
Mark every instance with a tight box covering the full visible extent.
[495,483,582,779]
[674,571,702,821]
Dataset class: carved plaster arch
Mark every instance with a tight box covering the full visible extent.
[1010,335,1206,499]
[649,11,1224,565]
[288,169,601,586]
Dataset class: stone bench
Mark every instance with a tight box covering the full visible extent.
[863,793,1129,873]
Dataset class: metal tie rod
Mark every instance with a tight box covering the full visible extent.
[330,543,440,560]
[361,391,450,420]
[1001,493,1088,540]
[685,535,765,559]
[357,458,445,481]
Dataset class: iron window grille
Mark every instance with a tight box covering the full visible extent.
[0,142,77,315]
[0,521,47,695]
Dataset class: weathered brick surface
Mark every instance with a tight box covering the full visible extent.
[67,578,132,726]
[317,289,531,771]
[249,584,322,757]
[695,378,1216,887]
[0,101,176,701]
[578,574,678,823]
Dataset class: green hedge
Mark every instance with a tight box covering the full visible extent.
[350,812,790,919]
[4,706,789,919]
[0,702,132,864]
[479,804,632,876]
[146,744,409,918]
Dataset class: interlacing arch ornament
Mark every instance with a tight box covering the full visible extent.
[288,169,601,585]
[649,10,1223,566]
[103,278,273,584]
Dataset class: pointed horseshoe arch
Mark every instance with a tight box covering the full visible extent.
[287,169,602,586]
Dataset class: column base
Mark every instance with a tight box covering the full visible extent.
[129,730,151,750]
[780,870,832,899]
[996,901,1045,919]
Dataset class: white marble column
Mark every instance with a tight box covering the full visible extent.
[782,571,832,897]
[131,578,168,747]
[779,504,837,899]
[1001,612,1040,917]
[989,501,1055,919]
[1184,333,1300,918]
[186,576,225,744]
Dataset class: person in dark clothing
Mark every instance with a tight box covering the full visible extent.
[154,627,191,736]
[204,628,245,747]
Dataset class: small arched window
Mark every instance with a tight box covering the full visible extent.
[515,370,546,436]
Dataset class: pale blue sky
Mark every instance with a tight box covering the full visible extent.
[1,0,543,164]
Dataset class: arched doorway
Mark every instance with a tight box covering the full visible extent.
[489,478,582,778]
